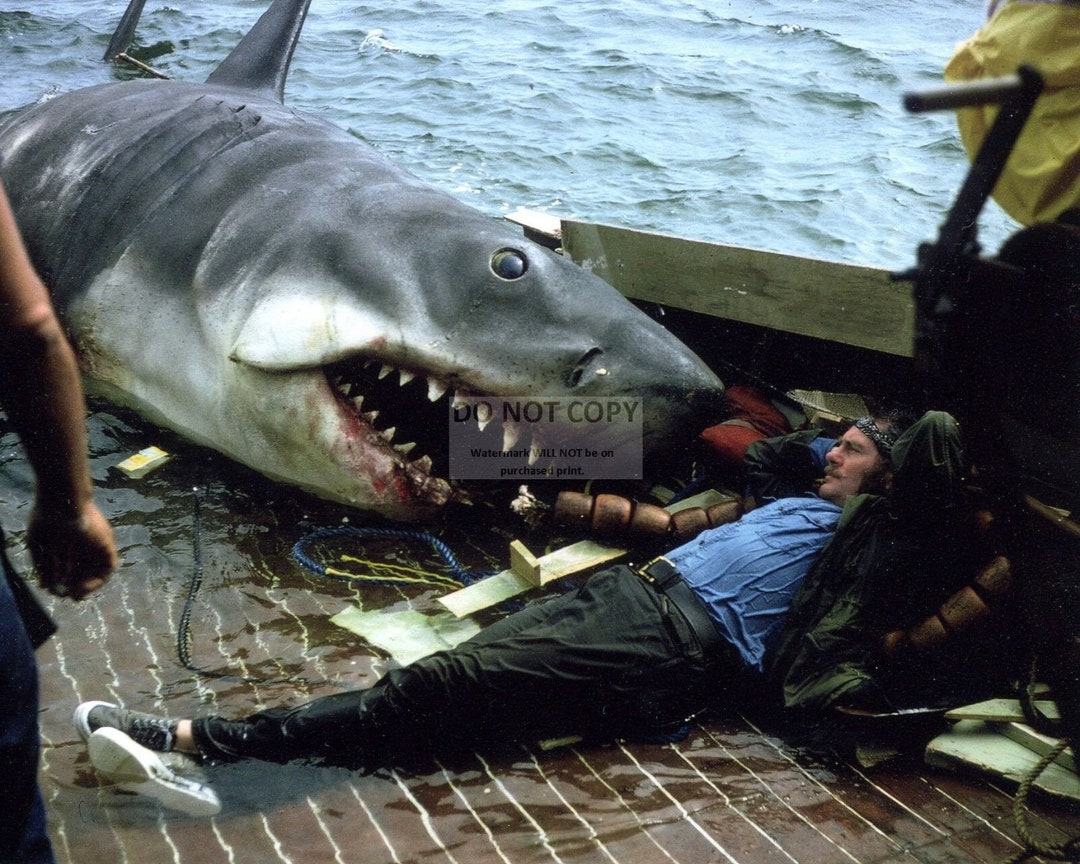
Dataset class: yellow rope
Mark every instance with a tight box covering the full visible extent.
[325,555,463,590]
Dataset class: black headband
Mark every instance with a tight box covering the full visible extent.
[853,416,899,460]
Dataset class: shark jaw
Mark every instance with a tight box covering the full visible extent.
[321,354,598,518]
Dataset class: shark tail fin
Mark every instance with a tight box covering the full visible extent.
[206,0,313,103]
[103,0,148,61]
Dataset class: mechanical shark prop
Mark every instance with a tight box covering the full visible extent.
[0,0,722,520]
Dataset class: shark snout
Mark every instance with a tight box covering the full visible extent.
[560,331,725,469]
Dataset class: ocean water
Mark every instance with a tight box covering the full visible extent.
[0,0,1018,270]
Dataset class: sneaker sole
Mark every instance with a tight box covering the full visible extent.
[88,727,221,817]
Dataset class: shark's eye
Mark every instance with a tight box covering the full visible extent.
[491,248,528,280]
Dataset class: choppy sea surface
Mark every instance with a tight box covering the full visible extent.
[1,0,1017,269]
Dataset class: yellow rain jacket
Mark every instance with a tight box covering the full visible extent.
[945,1,1080,225]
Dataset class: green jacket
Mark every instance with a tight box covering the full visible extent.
[749,412,993,713]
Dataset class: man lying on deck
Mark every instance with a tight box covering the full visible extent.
[75,410,1006,813]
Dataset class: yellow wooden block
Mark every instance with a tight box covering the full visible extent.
[116,445,171,478]
[510,540,543,586]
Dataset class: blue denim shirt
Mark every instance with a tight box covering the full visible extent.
[666,496,841,673]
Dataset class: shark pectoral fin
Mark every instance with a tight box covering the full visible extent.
[229,295,384,370]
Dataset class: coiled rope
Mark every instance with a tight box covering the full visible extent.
[176,487,489,682]
[1006,736,1080,863]
[291,525,484,590]
[1004,658,1080,863]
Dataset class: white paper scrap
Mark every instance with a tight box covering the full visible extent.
[330,606,481,665]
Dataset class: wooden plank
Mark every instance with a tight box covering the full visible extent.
[925,720,1080,804]
[437,539,626,618]
[664,488,733,513]
[329,606,482,665]
[436,568,538,617]
[505,207,561,247]
[946,698,1061,724]
[1000,722,1076,773]
[559,218,914,357]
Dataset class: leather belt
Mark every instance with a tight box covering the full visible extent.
[634,556,724,656]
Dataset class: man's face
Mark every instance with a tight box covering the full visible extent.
[817,425,890,505]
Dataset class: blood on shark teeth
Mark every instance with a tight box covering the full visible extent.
[325,359,461,480]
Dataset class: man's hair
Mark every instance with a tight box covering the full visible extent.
[857,408,918,467]
[852,408,917,496]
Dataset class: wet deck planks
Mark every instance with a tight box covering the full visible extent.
[8,417,1074,864]
[32,574,1078,864]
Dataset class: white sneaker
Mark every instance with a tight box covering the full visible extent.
[88,727,221,817]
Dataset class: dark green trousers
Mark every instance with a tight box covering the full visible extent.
[193,566,733,768]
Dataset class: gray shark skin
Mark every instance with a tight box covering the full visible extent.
[0,0,722,521]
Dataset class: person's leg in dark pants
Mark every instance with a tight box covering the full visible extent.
[194,566,724,768]
[0,569,54,864]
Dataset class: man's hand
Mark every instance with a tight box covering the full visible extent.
[27,501,117,600]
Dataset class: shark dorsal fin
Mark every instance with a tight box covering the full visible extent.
[103,0,148,61]
[206,0,312,103]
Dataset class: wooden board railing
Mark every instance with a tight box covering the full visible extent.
[507,210,915,358]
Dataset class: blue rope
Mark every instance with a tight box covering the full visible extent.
[292,526,485,587]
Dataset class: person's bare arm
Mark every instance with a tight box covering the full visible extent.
[0,180,116,599]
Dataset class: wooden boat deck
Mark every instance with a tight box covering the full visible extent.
[22,423,1077,864]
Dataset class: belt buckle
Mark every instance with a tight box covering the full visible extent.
[637,556,680,590]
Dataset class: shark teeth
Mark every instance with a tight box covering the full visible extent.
[427,378,448,402]
[327,358,463,479]
[528,437,544,465]
[330,357,555,480]
[502,421,521,451]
